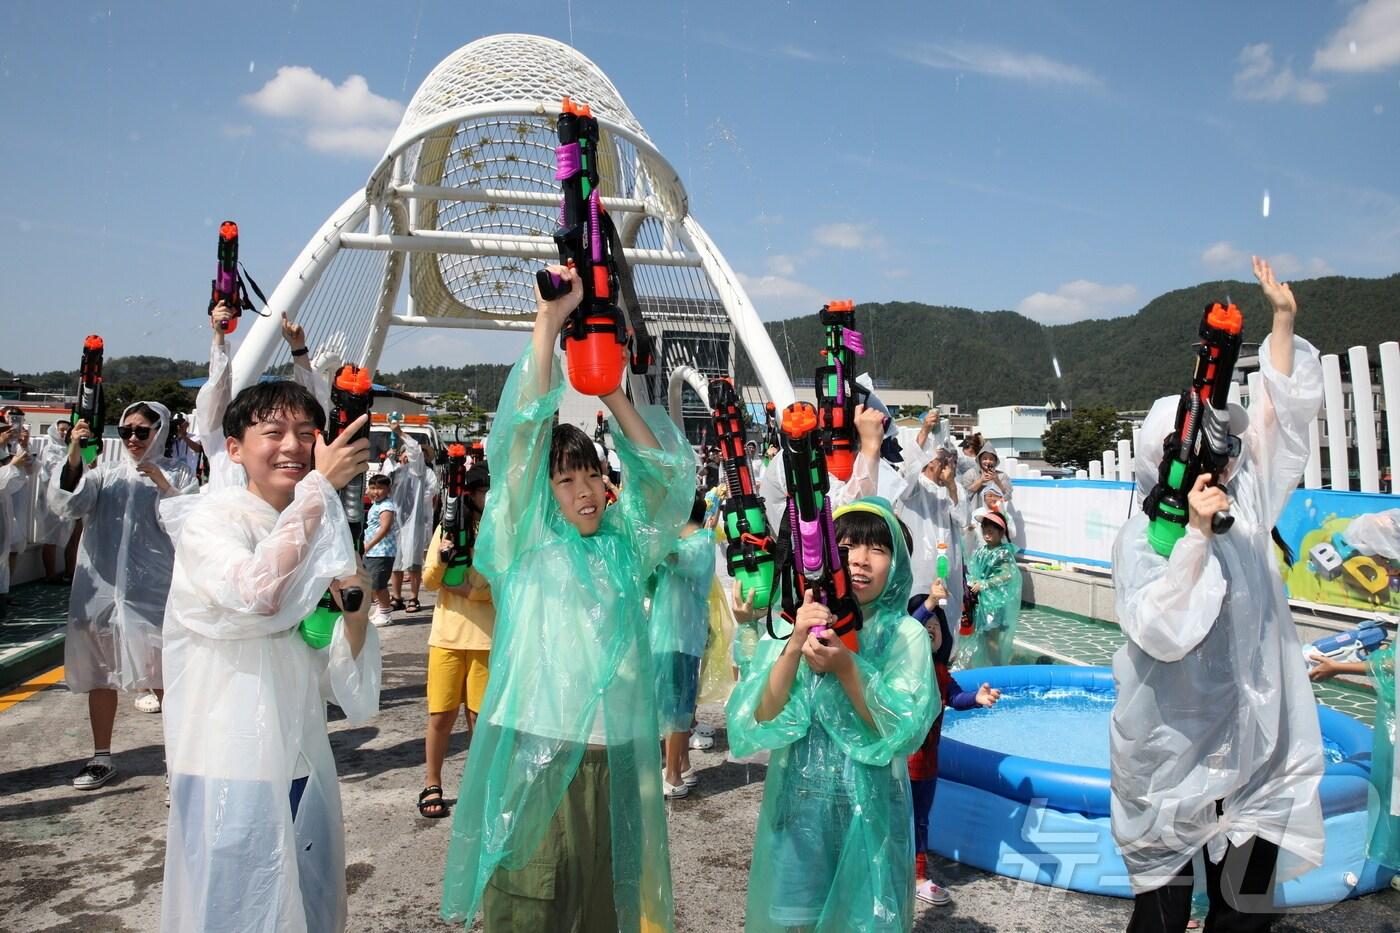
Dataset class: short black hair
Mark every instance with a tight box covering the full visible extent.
[549,423,603,477]
[834,509,895,552]
[368,473,391,487]
[689,492,707,526]
[223,380,326,441]
[124,403,162,427]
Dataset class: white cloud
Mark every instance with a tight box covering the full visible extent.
[1201,240,1248,273]
[1015,280,1140,325]
[1200,241,1334,279]
[736,272,826,315]
[242,66,404,157]
[813,222,884,251]
[1314,0,1400,73]
[765,254,798,277]
[902,41,1105,91]
[1233,43,1328,104]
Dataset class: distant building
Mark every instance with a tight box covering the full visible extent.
[975,404,1052,457]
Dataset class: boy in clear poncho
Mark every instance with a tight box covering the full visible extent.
[727,496,938,932]
[389,424,428,611]
[648,493,716,797]
[159,379,378,933]
[951,510,1021,670]
[50,400,198,789]
[1111,257,1326,932]
[35,421,79,583]
[440,267,693,931]
[891,410,964,640]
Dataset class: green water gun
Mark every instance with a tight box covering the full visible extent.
[709,377,776,609]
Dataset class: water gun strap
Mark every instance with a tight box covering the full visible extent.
[602,211,654,374]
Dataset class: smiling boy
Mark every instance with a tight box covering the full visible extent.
[159,380,378,933]
[440,266,693,931]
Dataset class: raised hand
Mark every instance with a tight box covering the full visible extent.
[314,414,371,489]
[280,313,307,351]
[1252,255,1296,317]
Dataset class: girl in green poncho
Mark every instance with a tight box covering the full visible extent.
[952,510,1022,670]
[727,497,939,932]
[1309,641,1399,868]
[649,493,717,798]
[440,267,693,932]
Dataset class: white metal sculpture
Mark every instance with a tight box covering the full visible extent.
[230,33,793,439]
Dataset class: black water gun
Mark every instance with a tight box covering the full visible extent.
[207,221,267,334]
[815,300,868,482]
[593,410,608,448]
[776,402,862,651]
[298,364,374,648]
[710,377,776,610]
[536,97,654,396]
[438,444,475,588]
[762,401,779,459]
[71,335,106,465]
[1144,301,1244,557]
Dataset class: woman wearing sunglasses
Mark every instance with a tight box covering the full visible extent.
[49,400,198,790]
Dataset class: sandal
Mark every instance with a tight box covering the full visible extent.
[418,785,450,819]
[391,597,406,612]
[405,598,422,613]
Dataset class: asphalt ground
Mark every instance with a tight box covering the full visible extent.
[2,596,1397,932]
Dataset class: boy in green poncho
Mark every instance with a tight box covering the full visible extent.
[727,496,938,932]
[952,510,1022,670]
[440,266,693,932]
[648,493,716,798]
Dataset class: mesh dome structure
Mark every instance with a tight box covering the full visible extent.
[229,33,793,441]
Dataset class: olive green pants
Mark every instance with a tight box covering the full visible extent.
[483,748,617,932]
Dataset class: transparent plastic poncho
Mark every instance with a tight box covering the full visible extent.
[1110,335,1326,893]
[726,496,938,932]
[0,459,26,594]
[159,472,380,933]
[951,540,1021,670]
[48,401,198,692]
[1368,644,1399,867]
[390,432,429,572]
[440,348,693,930]
[648,529,717,733]
[890,424,965,640]
[34,422,76,547]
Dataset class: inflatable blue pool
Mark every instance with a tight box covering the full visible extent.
[929,665,1396,905]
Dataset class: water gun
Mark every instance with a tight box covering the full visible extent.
[776,401,862,651]
[207,220,267,334]
[299,364,374,648]
[1303,619,1388,670]
[935,541,950,608]
[709,377,776,610]
[1143,301,1243,557]
[959,580,978,637]
[815,300,868,482]
[535,98,654,396]
[438,443,475,588]
[762,401,779,461]
[71,335,106,465]
[467,439,486,465]
[388,411,403,451]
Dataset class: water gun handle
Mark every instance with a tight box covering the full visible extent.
[536,268,569,300]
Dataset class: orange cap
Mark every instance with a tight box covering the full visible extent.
[827,299,855,312]
[447,443,466,458]
[219,220,238,240]
[334,364,373,394]
[781,402,819,437]
[1205,302,1243,335]
[84,335,104,351]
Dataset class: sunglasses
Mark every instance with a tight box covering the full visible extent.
[117,425,154,441]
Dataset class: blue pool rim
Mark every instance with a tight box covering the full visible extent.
[931,664,1395,903]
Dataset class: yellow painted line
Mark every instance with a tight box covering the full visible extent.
[0,666,64,714]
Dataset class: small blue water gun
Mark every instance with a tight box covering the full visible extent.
[1302,618,1388,670]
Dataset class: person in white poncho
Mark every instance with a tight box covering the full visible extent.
[35,421,80,583]
[160,379,377,933]
[50,400,198,789]
[388,425,429,613]
[1111,256,1325,932]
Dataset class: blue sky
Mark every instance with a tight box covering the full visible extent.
[2,0,1398,374]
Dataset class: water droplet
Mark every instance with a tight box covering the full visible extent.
[1261,189,1270,218]
[248,60,255,73]
[1348,40,1357,55]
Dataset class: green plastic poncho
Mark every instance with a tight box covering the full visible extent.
[952,540,1022,670]
[440,348,692,931]
[1369,643,1399,868]
[726,496,938,932]
[649,528,717,733]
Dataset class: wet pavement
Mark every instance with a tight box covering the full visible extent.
[2,596,1397,931]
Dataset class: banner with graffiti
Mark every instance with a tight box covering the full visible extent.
[1274,490,1399,613]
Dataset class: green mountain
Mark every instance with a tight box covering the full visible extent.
[754,273,1400,412]
[8,274,1396,414]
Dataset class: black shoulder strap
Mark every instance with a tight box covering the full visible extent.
[602,213,654,374]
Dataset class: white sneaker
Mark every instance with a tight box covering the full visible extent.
[662,775,690,799]
[134,692,161,713]
[73,758,116,790]
[693,722,716,737]
[680,766,699,786]
[915,879,952,906]
[688,732,715,751]
[371,609,393,627]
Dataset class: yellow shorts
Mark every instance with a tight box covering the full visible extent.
[427,646,491,714]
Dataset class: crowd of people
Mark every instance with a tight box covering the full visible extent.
[0,254,1394,933]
